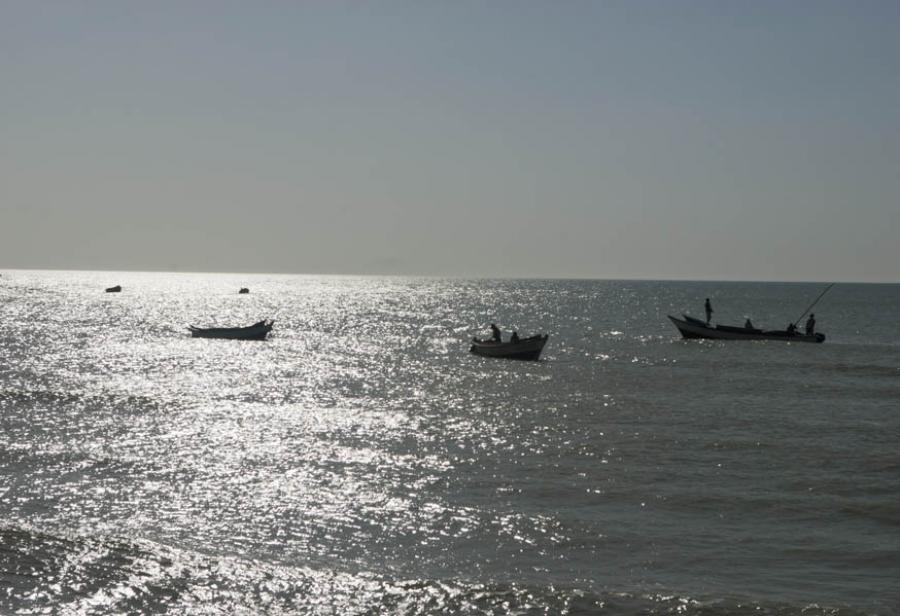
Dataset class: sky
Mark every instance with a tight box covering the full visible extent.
[2,1,899,281]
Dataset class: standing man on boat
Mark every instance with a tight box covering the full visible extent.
[705,298,713,325]
[805,314,816,335]
[490,323,502,342]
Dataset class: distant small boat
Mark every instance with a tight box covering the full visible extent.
[188,319,274,340]
[105,285,122,293]
[238,288,250,294]
[470,334,549,360]
[668,315,825,343]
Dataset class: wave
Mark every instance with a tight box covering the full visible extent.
[0,525,885,615]
[0,387,163,412]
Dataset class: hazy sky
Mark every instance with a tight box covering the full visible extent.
[2,1,899,281]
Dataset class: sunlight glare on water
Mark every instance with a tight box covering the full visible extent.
[1,271,899,614]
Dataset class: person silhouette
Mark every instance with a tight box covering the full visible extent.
[704,298,713,325]
[805,314,816,335]
[490,323,502,342]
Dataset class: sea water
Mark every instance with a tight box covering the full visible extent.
[1,271,898,614]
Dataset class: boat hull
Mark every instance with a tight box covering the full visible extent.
[470,334,548,360]
[189,320,273,340]
[668,315,825,343]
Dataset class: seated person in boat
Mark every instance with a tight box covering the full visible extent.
[490,323,502,342]
[786,323,797,334]
[805,314,816,335]
[744,318,754,329]
[510,331,519,343]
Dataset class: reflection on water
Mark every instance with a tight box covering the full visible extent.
[1,271,899,614]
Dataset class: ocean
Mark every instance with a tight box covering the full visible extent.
[1,270,898,615]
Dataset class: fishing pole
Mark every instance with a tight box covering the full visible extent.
[792,283,835,327]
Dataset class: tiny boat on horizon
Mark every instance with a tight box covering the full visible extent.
[470,334,549,360]
[188,319,274,340]
[668,314,825,343]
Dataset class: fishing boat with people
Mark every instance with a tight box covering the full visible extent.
[470,329,549,360]
[668,314,825,343]
[668,283,833,344]
[188,319,274,340]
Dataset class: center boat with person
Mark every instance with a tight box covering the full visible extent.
[188,319,274,340]
[470,333,549,360]
[668,314,825,343]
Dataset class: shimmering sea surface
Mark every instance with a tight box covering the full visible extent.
[1,270,898,615]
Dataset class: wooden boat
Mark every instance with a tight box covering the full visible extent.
[668,315,825,343]
[470,334,549,360]
[188,319,274,340]
[105,285,122,293]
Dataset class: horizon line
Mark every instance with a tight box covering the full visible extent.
[1,266,896,285]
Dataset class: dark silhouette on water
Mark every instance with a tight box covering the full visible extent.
[671,285,832,344]
[188,319,274,340]
[471,332,549,360]
[510,331,519,343]
[790,283,834,331]
[490,323,502,342]
[668,314,825,343]
[239,288,250,294]
[105,285,122,293]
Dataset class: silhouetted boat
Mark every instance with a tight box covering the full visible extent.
[105,285,122,293]
[238,288,250,294]
[470,334,549,360]
[188,319,274,340]
[668,315,825,343]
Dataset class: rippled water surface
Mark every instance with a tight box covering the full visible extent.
[1,271,898,615]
